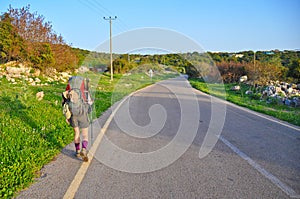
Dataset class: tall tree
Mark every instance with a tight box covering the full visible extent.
[8,5,64,44]
[2,5,79,71]
[0,13,25,62]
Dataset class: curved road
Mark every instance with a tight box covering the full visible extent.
[17,77,300,199]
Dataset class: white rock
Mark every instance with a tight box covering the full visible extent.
[47,77,54,82]
[6,67,23,74]
[33,69,41,77]
[239,75,248,83]
[275,86,282,93]
[60,72,70,78]
[287,87,293,94]
[78,66,89,73]
[35,78,41,83]
[245,90,253,95]
[36,91,44,101]
[231,85,240,91]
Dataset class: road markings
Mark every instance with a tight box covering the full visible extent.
[193,89,300,133]
[63,99,129,198]
[224,100,300,132]
[64,83,299,198]
[220,135,300,198]
[63,84,156,199]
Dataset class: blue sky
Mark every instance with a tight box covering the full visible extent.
[1,0,299,52]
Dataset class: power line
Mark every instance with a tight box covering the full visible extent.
[88,0,130,32]
[78,0,104,17]
[88,0,113,16]
[79,0,129,33]
[104,16,117,81]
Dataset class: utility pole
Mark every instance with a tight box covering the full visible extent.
[253,51,257,87]
[253,51,256,68]
[104,16,117,81]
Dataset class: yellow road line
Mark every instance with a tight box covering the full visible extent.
[63,98,127,199]
[63,84,155,199]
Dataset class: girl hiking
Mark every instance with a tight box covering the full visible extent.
[62,76,93,162]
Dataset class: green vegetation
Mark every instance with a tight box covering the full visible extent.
[0,79,73,198]
[0,5,79,72]
[208,50,300,84]
[0,4,299,199]
[0,70,177,199]
[189,78,300,126]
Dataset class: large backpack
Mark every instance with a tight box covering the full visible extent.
[62,76,92,118]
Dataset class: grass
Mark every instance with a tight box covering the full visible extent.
[0,71,176,198]
[189,78,300,126]
[0,79,73,198]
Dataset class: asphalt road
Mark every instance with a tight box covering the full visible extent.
[17,77,300,199]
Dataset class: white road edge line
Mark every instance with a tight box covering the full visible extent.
[219,135,300,198]
[63,84,155,199]
[193,89,300,132]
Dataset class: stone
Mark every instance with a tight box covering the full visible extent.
[291,84,297,89]
[263,89,273,96]
[34,69,41,77]
[6,66,25,75]
[47,77,54,82]
[275,86,282,93]
[231,85,240,91]
[61,72,70,78]
[284,99,291,106]
[287,87,293,94]
[35,78,41,83]
[36,91,44,101]
[78,66,89,73]
[292,97,300,107]
[245,90,253,95]
[239,75,248,83]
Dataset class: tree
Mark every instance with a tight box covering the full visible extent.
[0,13,25,62]
[1,5,79,72]
[288,59,300,81]
[51,44,78,72]
[8,5,63,44]
[217,61,246,83]
[29,43,55,70]
[245,61,286,85]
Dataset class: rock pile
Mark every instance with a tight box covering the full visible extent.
[261,82,300,107]
[231,75,300,107]
[0,61,72,86]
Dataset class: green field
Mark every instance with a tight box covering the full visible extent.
[0,72,176,199]
[0,79,73,198]
[189,78,300,126]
